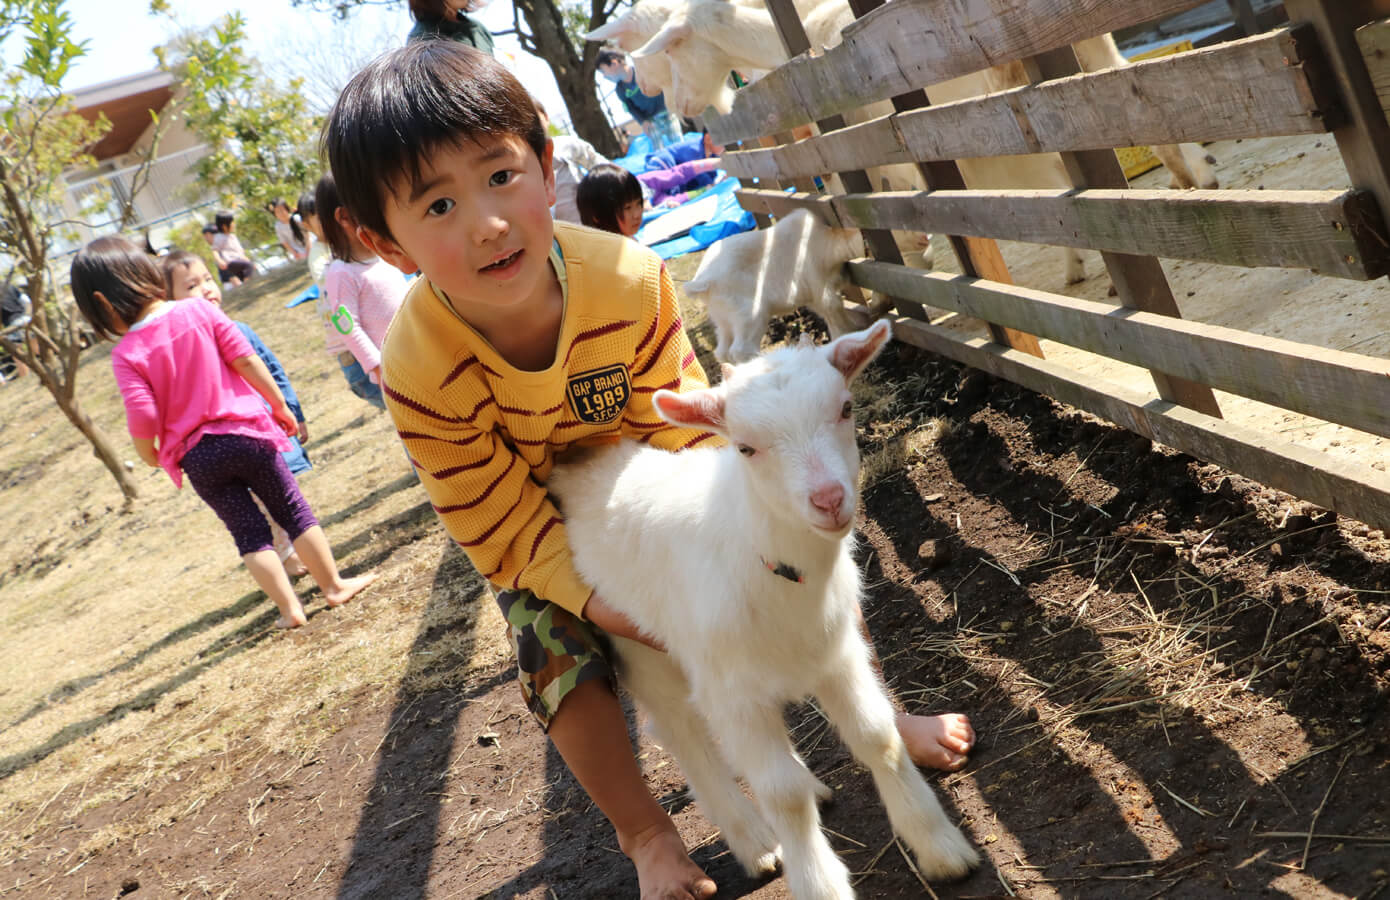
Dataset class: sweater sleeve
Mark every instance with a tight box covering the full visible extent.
[324,265,383,373]
[112,352,159,441]
[622,261,719,453]
[384,368,594,616]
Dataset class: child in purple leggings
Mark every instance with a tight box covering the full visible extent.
[70,236,377,628]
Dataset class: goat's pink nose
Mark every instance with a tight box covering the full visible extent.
[810,484,845,517]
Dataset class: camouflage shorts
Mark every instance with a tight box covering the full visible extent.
[494,588,615,732]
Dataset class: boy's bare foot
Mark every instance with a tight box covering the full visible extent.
[323,571,378,608]
[626,823,716,900]
[897,712,975,771]
[282,552,309,577]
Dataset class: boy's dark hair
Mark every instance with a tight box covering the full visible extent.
[159,249,203,301]
[596,49,625,68]
[70,235,166,342]
[322,40,546,242]
[314,173,356,263]
[214,210,235,232]
[577,163,643,234]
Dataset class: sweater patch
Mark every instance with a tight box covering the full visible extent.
[566,364,630,425]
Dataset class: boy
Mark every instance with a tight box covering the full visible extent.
[323,42,974,899]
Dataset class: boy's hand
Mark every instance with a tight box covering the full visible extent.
[296,421,309,445]
[584,593,667,652]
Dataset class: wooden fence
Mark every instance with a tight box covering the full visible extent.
[701,0,1390,533]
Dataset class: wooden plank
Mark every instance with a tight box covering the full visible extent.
[739,187,1390,280]
[842,306,1390,533]
[1287,0,1390,230]
[706,0,1213,143]
[848,259,1390,440]
[1021,42,1218,416]
[721,29,1340,181]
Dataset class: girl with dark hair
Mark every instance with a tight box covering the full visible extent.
[69,235,376,628]
[312,173,407,411]
[576,163,646,237]
[406,0,495,54]
[268,198,310,262]
[209,210,256,286]
[296,190,332,288]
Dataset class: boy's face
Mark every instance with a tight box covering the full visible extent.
[366,133,558,313]
[618,197,644,237]
[172,259,222,305]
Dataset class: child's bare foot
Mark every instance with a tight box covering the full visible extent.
[323,571,378,608]
[897,712,975,771]
[276,609,308,629]
[626,823,717,900]
[282,552,309,577]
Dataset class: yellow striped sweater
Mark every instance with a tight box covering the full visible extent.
[381,222,717,617]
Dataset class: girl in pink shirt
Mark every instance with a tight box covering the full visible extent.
[70,236,376,629]
[313,173,408,411]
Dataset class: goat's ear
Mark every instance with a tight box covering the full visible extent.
[584,15,630,41]
[653,388,727,432]
[633,19,691,57]
[828,319,892,382]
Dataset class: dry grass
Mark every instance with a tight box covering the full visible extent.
[0,263,499,871]
[0,250,733,878]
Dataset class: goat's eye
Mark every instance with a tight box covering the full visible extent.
[840,400,853,420]
[738,444,756,457]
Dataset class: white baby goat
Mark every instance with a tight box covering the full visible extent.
[548,320,979,899]
[684,208,862,364]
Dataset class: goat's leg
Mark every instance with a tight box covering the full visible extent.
[814,646,980,882]
[705,302,735,365]
[618,643,782,877]
[1150,142,1218,189]
[1061,247,1087,284]
[715,701,854,900]
[729,313,770,364]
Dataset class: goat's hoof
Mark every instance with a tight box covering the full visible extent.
[740,847,782,878]
[913,827,981,881]
[1201,178,1221,189]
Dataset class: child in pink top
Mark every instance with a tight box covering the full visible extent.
[313,173,408,411]
[71,236,377,629]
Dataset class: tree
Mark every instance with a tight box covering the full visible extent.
[153,9,321,252]
[292,0,628,158]
[0,0,144,505]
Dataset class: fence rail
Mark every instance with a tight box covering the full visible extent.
[703,0,1390,531]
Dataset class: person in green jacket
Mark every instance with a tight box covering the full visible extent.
[407,0,495,55]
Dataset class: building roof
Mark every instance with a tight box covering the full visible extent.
[70,70,177,161]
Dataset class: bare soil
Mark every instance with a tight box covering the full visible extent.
[3,132,1389,899]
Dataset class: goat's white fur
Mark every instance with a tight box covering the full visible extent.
[684,208,862,364]
[548,321,979,898]
[587,0,1218,284]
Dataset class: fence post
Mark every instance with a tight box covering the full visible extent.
[1021,47,1222,417]
[1285,0,1390,227]
[841,0,1044,356]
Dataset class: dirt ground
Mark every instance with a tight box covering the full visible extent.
[2,131,1389,900]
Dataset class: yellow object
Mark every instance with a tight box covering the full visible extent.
[1117,40,1195,179]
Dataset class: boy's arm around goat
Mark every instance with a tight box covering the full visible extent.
[379,223,718,617]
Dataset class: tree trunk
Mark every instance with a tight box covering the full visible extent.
[514,0,624,158]
[53,389,141,508]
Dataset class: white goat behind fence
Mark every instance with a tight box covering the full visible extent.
[588,0,1218,283]
[548,321,979,898]
[683,208,862,363]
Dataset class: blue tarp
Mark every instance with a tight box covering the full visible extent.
[636,176,756,260]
